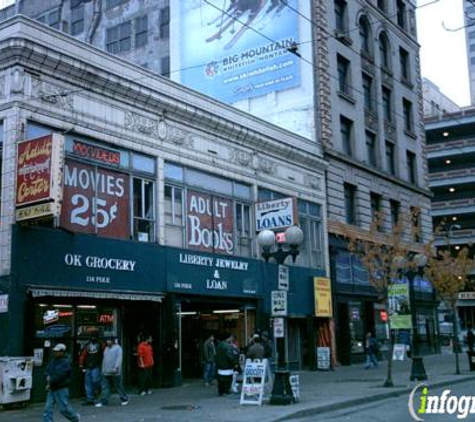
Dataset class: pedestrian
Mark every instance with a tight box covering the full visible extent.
[467,326,475,352]
[261,331,273,359]
[43,343,80,422]
[202,334,216,386]
[216,334,238,396]
[79,334,103,405]
[364,332,379,369]
[95,338,128,407]
[246,335,265,360]
[137,334,154,395]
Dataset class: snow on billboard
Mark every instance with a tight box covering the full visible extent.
[179,0,301,103]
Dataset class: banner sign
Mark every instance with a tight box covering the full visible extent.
[178,0,301,104]
[255,197,297,232]
[388,282,412,329]
[187,190,234,255]
[314,277,333,317]
[60,160,130,239]
[16,134,64,218]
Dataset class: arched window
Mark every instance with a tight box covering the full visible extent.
[359,15,372,56]
[378,31,391,69]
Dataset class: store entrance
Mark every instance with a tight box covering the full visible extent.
[177,300,256,379]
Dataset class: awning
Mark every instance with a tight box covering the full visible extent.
[27,286,164,302]
[457,300,475,307]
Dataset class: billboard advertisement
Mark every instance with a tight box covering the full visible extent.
[388,282,412,329]
[178,0,301,103]
[60,160,130,239]
[186,190,234,255]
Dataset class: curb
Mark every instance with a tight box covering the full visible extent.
[274,374,475,421]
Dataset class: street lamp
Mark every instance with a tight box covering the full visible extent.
[395,253,428,381]
[257,225,304,405]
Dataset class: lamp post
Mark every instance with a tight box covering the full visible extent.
[257,225,304,405]
[448,224,462,370]
[395,253,428,381]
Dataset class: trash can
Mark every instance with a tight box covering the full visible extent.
[467,351,475,371]
[0,357,34,409]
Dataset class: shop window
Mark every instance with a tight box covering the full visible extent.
[335,250,369,286]
[133,177,155,242]
[164,184,184,248]
[235,202,251,257]
[35,304,74,339]
[164,162,184,182]
[132,153,155,174]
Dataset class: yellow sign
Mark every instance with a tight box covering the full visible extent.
[314,277,333,317]
[16,202,56,221]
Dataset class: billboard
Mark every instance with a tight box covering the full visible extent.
[60,160,130,239]
[178,0,301,103]
[186,190,234,255]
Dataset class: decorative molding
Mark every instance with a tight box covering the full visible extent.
[10,68,25,94]
[229,148,252,167]
[0,75,4,98]
[169,127,193,147]
[305,174,323,192]
[255,155,277,175]
[32,79,73,109]
[124,111,159,136]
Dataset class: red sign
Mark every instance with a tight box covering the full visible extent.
[380,310,388,322]
[60,160,129,238]
[71,140,121,166]
[16,135,53,206]
[187,190,234,255]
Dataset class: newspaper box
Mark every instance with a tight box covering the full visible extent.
[0,357,34,408]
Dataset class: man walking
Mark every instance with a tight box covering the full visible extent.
[137,334,154,395]
[43,343,80,422]
[79,334,103,405]
[364,332,379,369]
[202,334,216,386]
[95,338,128,407]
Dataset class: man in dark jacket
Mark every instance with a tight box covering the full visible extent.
[43,343,80,422]
[79,334,103,405]
[246,335,265,360]
[202,334,216,386]
[216,334,238,396]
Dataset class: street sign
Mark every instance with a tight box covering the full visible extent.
[278,265,289,291]
[274,317,284,338]
[271,290,287,316]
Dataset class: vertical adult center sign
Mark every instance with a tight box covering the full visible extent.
[178,0,301,104]
[16,134,64,221]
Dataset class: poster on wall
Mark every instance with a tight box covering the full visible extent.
[178,0,301,104]
[314,277,333,317]
[186,190,234,255]
[388,282,412,329]
[60,160,130,239]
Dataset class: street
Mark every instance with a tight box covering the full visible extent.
[288,379,475,422]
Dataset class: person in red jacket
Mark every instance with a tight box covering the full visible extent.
[137,334,154,395]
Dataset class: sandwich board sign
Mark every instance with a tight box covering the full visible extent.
[240,359,270,406]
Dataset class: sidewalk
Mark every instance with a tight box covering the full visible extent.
[2,353,475,422]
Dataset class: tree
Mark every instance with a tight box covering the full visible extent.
[425,244,474,374]
[336,211,422,387]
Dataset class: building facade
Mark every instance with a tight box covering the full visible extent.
[422,78,460,118]
[0,17,328,400]
[4,0,435,365]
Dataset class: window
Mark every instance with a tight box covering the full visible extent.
[135,16,148,48]
[334,0,348,33]
[164,185,184,248]
[397,0,406,29]
[358,16,372,55]
[133,178,155,242]
[235,202,251,257]
[362,73,373,111]
[385,141,396,175]
[0,121,3,216]
[377,0,387,12]
[382,86,392,122]
[161,56,170,78]
[159,7,170,39]
[106,0,128,9]
[366,131,377,167]
[390,199,400,228]
[71,4,84,35]
[106,21,132,54]
[298,201,324,269]
[344,183,357,225]
[399,47,411,82]
[410,206,421,242]
[340,115,353,156]
[379,32,391,69]
[37,9,60,29]
[402,98,413,132]
[406,150,417,184]
[337,54,351,96]
[370,192,382,229]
